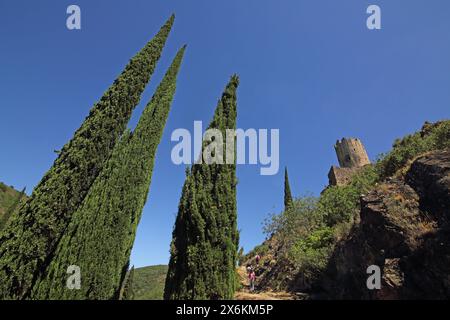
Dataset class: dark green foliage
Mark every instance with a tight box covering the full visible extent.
[30,47,185,300]
[284,167,294,211]
[0,187,26,232]
[164,76,239,300]
[121,267,135,300]
[0,16,174,299]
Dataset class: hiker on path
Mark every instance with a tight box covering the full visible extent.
[249,270,256,292]
[255,254,261,265]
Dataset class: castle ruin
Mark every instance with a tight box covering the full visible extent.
[328,138,371,186]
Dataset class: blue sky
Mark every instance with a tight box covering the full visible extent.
[0,1,449,267]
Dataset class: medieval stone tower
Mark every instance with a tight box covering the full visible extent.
[334,138,370,168]
[328,138,371,186]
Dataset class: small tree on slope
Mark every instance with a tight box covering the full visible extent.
[284,167,294,211]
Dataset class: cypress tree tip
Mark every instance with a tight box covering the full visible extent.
[159,14,175,31]
[167,13,175,25]
[177,45,187,55]
[284,167,294,211]
[230,74,240,87]
[153,14,175,38]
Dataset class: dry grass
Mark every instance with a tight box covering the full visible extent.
[394,151,434,179]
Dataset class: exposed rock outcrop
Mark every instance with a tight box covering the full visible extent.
[322,149,450,299]
[406,150,450,221]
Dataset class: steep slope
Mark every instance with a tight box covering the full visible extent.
[322,150,450,299]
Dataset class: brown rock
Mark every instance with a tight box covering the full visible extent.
[322,150,450,299]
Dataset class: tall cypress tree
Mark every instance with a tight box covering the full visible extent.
[284,167,293,210]
[0,16,175,299]
[30,47,186,300]
[0,16,174,299]
[164,75,239,300]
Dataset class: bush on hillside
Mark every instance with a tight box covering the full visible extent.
[319,165,379,226]
[288,226,334,278]
[263,196,322,254]
[378,120,450,178]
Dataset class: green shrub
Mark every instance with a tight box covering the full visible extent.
[288,227,334,276]
[351,165,379,192]
[263,196,322,252]
[318,186,359,226]
[378,120,450,178]
[318,165,379,227]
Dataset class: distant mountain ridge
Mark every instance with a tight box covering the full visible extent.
[133,265,168,300]
[0,182,25,219]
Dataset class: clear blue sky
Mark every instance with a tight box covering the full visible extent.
[0,1,449,268]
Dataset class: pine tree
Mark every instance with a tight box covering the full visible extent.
[30,47,186,300]
[284,167,294,210]
[0,187,26,232]
[164,75,239,300]
[121,266,135,300]
[0,15,174,299]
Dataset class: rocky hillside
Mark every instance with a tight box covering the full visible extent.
[322,149,450,299]
[242,120,450,299]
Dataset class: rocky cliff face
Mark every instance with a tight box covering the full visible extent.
[322,150,450,299]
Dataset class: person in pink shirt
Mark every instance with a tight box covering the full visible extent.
[249,270,256,292]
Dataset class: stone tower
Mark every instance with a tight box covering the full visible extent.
[334,138,370,168]
[328,138,371,186]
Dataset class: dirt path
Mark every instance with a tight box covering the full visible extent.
[234,266,297,300]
